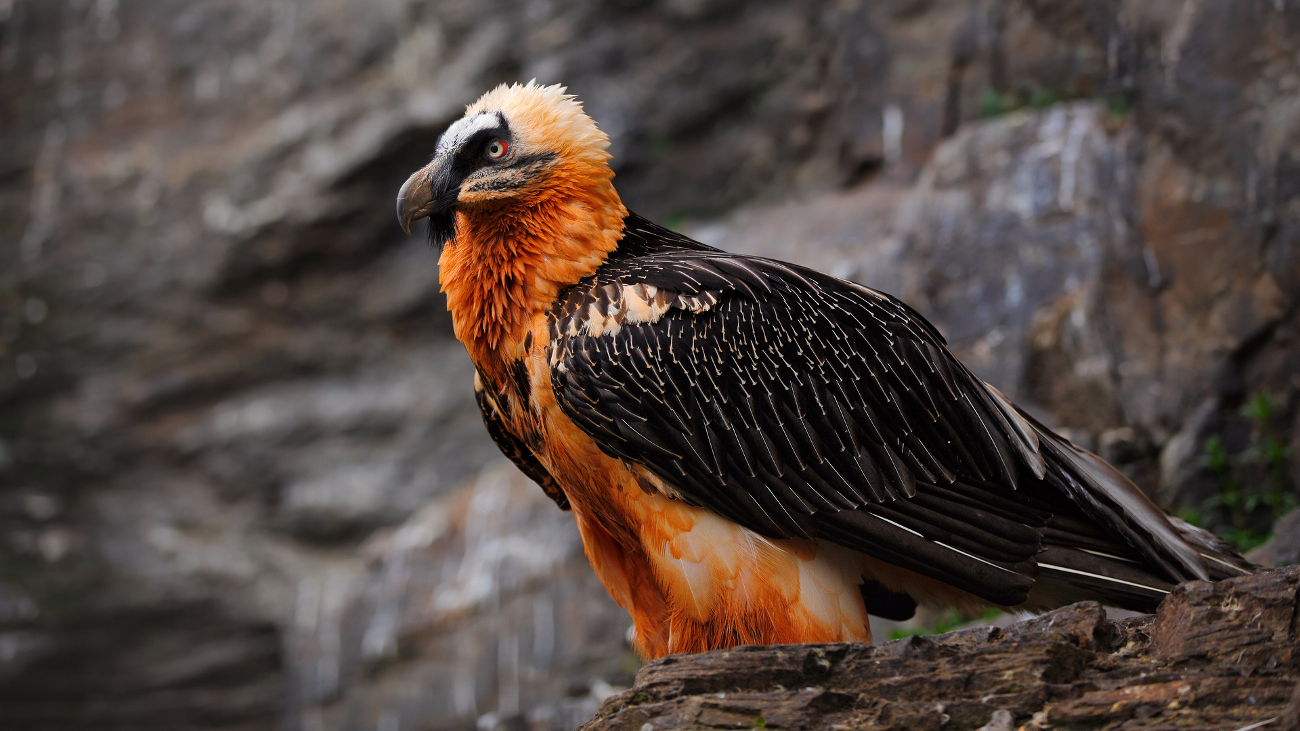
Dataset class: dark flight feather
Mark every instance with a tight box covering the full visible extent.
[474,374,569,510]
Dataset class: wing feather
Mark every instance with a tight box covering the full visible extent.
[474,373,569,510]
[545,213,1230,607]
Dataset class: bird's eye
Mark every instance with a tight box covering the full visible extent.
[486,140,509,160]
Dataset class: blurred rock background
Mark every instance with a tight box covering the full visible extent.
[1,0,1297,729]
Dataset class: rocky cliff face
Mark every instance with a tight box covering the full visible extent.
[1,1,1297,730]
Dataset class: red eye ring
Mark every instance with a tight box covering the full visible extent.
[486,139,509,159]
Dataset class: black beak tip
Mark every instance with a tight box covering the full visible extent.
[397,202,413,236]
[397,169,434,237]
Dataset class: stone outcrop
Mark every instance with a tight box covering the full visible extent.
[292,463,639,731]
[0,1,1297,729]
[581,567,1300,731]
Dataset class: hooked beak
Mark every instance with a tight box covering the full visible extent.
[396,157,460,235]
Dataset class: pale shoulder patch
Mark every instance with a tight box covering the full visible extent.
[553,281,723,339]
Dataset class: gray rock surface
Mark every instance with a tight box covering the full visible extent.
[1250,508,1300,569]
[290,463,638,731]
[0,1,1298,729]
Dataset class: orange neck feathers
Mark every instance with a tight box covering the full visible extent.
[438,169,627,374]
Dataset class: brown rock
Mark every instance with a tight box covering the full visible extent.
[1151,568,1300,673]
[581,567,1300,730]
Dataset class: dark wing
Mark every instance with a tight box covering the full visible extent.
[548,215,1214,607]
[474,373,569,510]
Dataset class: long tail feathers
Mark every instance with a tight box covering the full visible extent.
[1039,432,1210,582]
[1032,545,1172,613]
[1167,515,1256,579]
[1008,405,1256,612]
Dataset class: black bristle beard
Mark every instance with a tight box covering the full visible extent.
[427,209,457,250]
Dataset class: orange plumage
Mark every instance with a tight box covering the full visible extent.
[398,82,1252,660]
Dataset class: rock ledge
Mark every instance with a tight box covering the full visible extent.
[582,567,1300,730]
